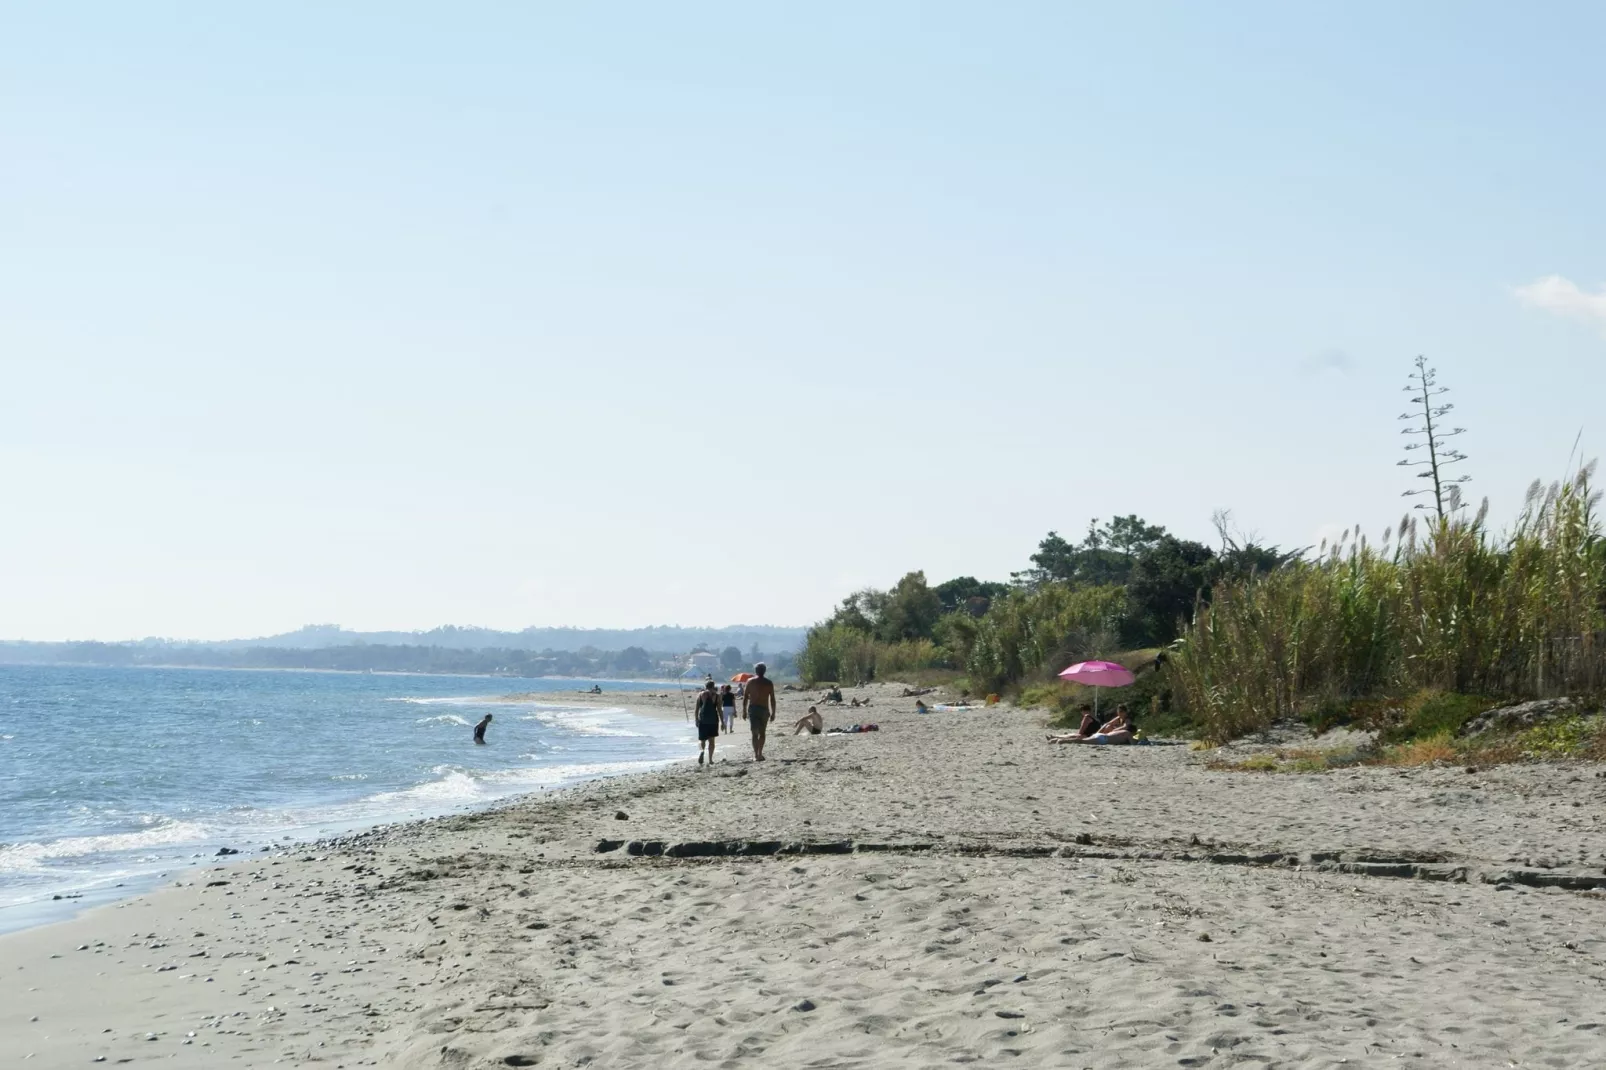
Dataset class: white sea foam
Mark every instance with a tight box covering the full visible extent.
[415,714,472,726]
[515,705,646,738]
[0,820,212,874]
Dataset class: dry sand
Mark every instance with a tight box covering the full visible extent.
[5,681,1606,1068]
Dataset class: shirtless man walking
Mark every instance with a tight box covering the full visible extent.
[742,662,777,761]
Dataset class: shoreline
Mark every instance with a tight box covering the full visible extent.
[0,691,700,937]
[5,680,1605,1068]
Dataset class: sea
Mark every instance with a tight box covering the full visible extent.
[0,664,694,934]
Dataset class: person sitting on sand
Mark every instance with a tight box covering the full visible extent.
[589,684,602,694]
[1090,705,1134,744]
[793,707,824,735]
[1048,704,1133,745]
[694,681,721,767]
[473,713,492,744]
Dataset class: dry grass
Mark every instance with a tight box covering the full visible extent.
[1205,746,1363,774]
[1378,732,1458,767]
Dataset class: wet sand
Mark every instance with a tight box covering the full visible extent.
[5,682,1605,1068]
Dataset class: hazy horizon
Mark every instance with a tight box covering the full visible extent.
[6,3,1605,641]
[1,621,811,647]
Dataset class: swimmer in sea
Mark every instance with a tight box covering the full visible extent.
[473,713,492,744]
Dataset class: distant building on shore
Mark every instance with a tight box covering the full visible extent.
[687,650,721,675]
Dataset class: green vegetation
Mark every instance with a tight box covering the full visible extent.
[799,358,1606,765]
[794,516,1283,726]
[1171,464,1605,741]
[1207,712,1606,774]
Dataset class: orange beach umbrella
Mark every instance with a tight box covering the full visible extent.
[730,672,756,683]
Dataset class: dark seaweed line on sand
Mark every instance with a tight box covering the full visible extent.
[592,838,1606,892]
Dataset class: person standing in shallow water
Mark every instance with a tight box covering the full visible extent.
[473,713,492,744]
[743,662,777,761]
[694,681,721,767]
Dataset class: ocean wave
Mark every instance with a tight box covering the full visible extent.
[415,714,472,726]
[387,696,496,707]
[0,819,212,874]
[514,706,645,737]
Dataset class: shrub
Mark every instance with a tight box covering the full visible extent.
[965,584,1128,693]
[1379,732,1459,767]
[1375,691,1491,744]
[795,623,951,685]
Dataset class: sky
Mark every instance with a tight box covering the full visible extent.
[4,2,1606,641]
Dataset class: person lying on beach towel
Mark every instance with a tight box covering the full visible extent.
[792,707,824,735]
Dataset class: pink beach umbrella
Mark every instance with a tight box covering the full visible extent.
[1057,660,1135,720]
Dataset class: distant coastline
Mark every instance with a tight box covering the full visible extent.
[0,625,804,679]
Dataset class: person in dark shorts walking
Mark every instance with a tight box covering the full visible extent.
[473,713,493,744]
[742,663,777,761]
[694,681,721,767]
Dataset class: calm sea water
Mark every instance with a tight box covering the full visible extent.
[0,665,692,932]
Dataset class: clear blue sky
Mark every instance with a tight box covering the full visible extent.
[4,2,1605,641]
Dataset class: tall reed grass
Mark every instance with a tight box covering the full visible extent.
[964,584,1129,692]
[796,623,949,684]
[1171,465,1606,741]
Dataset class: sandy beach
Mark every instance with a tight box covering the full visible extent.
[5,681,1605,1068]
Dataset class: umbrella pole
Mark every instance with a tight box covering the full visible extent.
[1094,688,1100,723]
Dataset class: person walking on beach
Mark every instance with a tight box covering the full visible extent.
[719,684,737,734]
[473,713,493,744]
[743,662,777,761]
[694,681,722,767]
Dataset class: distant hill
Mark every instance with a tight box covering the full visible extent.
[0,624,809,677]
[190,624,807,653]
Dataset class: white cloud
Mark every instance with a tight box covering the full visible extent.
[1513,274,1606,335]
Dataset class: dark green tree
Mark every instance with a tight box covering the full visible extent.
[874,571,943,642]
[1127,536,1215,644]
[1017,516,1168,588]
[719,645,744,671]
[615,646,652,673]
[934,576,1010,617]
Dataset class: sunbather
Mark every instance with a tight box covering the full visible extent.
[793,707,824,735]
[1048,704,1132,744]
